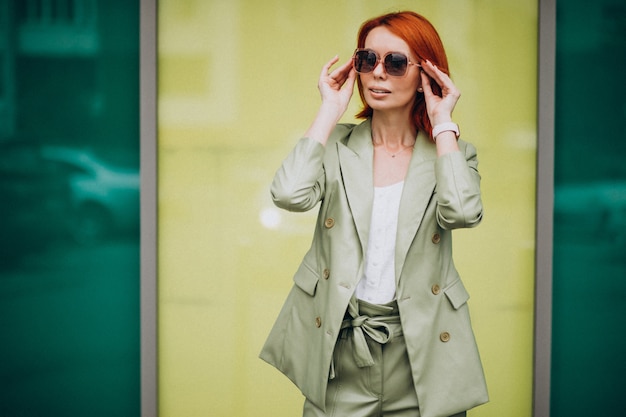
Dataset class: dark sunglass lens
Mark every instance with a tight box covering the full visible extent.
[355,50,377,73]
[385,53,408,76]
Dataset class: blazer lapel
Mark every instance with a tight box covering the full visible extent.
[395,130,438,280]
[337,120,374,254]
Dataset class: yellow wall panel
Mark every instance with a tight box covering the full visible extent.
[158,1,537,416]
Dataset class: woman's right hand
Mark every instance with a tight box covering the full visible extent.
[304,56,356,145]
[317,55,356,118]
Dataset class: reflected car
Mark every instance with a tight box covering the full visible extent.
[554,181,626,244]
[40,146,140,244]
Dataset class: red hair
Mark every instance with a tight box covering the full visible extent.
[355,11,449,137]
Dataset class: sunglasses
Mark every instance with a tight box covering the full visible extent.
[352,49,420,77]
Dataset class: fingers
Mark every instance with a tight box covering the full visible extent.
[341,65,357,94]
[335,57,355,74]
[420,69,435,97]
[316,56,355,111]
[330,57,355,82]
[420,60,460,99]
[419,60,460,124]
[321,55,340,79]
[321,56,355,89]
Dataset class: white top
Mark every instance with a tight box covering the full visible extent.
[355,181,404,304]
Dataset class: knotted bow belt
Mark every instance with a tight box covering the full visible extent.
[340,299,403,368]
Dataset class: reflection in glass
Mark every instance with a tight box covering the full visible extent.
[0,1,139,415]
[552,0,626,415]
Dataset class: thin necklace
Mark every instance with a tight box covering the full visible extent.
[378,143,415,158]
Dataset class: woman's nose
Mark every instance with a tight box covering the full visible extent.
[372,60,386,78]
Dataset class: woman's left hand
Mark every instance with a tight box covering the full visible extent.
[420,60,461,126]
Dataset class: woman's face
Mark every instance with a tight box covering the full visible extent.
[359,26,421,116]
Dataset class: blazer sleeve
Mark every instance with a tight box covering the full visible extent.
[434,140,483,230]
[270,137,326,212]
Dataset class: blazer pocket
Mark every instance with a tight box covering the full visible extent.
[443,278,470,310]
[293,261,319,296]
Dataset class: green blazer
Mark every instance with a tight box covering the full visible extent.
[260,119,488,417]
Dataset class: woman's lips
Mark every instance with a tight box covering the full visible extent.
[369,87,391,98]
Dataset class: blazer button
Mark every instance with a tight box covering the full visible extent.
[315,317,322,328]
[440,332,451,342]
[323,269,330,280]
[431,284,441,295]
[432,233,441,244]
[324,218,335,229]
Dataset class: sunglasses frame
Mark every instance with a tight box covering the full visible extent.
[352,48,421,77]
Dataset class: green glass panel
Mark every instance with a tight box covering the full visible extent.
[552,0,626,415]
[0,1,140,415]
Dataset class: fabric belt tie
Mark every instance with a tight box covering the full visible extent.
[341,299,403,368]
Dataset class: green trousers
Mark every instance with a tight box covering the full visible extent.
[303,300,466,417]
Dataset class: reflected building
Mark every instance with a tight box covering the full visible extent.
[1,0,99,140]
[0,0,137,153]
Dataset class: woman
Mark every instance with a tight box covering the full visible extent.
[260,11,488,417]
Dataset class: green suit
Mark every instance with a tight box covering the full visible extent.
[260,119,488,417]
